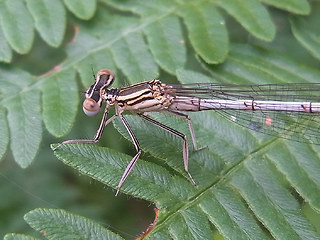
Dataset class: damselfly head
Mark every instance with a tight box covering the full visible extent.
[82,69,115,116]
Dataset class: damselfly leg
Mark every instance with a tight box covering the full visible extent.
[166,110,206,151]
[52,106,116,150]
[115,110,142,196]
[137,113,196,185]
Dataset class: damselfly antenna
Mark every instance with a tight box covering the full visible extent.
[90,64,96,81]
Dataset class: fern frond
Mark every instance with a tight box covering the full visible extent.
[24,208,123,240]
[2,1,320,239]
[0,0,97,61]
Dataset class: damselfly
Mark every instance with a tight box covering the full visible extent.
[53,69,320,195]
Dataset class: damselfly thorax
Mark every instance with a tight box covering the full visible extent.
[54,69,320,195]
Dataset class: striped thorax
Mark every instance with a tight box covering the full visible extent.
[115,80,174,112]
[83,69,175,116]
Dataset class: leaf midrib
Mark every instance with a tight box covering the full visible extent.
[149,135,282,236]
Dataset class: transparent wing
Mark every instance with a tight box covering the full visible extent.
[168,83,320,145]
[215,109,320,145]
[170,83,320,102]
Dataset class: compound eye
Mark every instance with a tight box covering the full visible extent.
[83,98,101,116]
[96,69,115,87]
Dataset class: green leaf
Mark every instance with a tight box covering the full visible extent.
[63,0,97,20]
[0,27,12,62]
[229,158,319,239]
[266,142,320,211]
[0,66,46,165]
[179,205,213,239]
[0,67,42,167]
[216,0,276,41]
[167,214,201,239]
[0,0,34,54]
[290,13,320,61]
[4,233,40,240]
[144,15,186,74]
[111,32,159,84]
[200,186,269,240]
[102,0,177,17]
[0,0,98,59]
[26,0,66,47]
[0,107,9,161]
[24,208,123,240]
[145,229,172,240]
[179,1,228,64]
[202,44,320,84]
[6,90,42,168]
[42,69,78,137]
[261,0,310,15]
[53,143,194,207]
